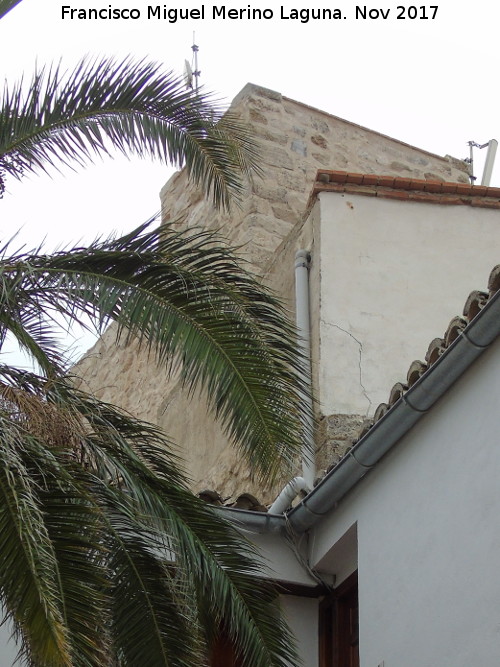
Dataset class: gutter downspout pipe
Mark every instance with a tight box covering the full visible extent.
[269,250,315,514]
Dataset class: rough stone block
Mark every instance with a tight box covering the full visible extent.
[251,85,282,102]
[291,139,307,157]
[311,134,328,149]
[248,96,282,114]
[253,182,289,203]
[276,170,307,191]
[389,160,413,173]
[315,413,365,473]
[253,127,289,145]
[293,126,306,137]
[269,204,299,223]
[311,119,330,134]
[312,152,334,167]
[424,172,445,182]
[249,108,268,125]
[260,146,294,170]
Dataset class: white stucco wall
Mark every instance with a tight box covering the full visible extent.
[281,595,319,667]
[315,192,500,415]
[247,530,319,587]
[311,335,500,667]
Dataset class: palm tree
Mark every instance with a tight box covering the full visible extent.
[0,0,258,209]
[0,0,306,664]
[0,223,305,667]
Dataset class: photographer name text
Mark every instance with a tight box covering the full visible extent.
[61,4,439,23]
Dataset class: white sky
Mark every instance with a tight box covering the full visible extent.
[1,0,499,361]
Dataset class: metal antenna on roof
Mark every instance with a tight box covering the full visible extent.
[184,33,201,92]
[465,139,498,186]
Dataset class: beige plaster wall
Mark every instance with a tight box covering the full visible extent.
[74,83,470,504]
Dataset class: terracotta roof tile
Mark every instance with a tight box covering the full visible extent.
[441,182,459,194]
[381,189,411,202]
[388,382,407,406]
[373,402,390,421]
[347,173,364,185]
[444,316,467,346]
[425,338,446,365]
[463,291,488,321]
[309,170,500,209]
[488,264,500,295]
[198,489,224,505]
[231,493,265,511]
[360,174,379,186]
[407,360,428,387]
[198,489,269,513]
[421,181,444,193]
[377,175,396,188]
[393,177,413,189]
[470,185,489,197]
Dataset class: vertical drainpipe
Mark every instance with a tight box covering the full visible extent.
[268,250,315,514]
[295,249,316,490]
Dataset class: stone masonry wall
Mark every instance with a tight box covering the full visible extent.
[160,83,468,280]
[74,83,470,505]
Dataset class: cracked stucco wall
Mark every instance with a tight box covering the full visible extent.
[314,192,500,416]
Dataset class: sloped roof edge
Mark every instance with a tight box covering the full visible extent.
[221,283,500,535]
[234,84,467,170]
[308,170,500,210]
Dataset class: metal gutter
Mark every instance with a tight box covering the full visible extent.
[222,288,500,535]
[288,287,500,533]
[216,505,287,534]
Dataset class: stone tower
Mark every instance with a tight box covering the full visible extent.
[74,83,470,504]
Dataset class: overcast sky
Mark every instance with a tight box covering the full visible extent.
[1,0,498,360]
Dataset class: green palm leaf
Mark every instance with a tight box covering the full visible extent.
[0,0,21,20]
[64,384,301,667]
[40,479,111,666]
[1,222,308,482]
[105,498,200,667]
[0,368,301,666]
[0,57,259,209]
[0,406,71,665]
[0,14,303,660]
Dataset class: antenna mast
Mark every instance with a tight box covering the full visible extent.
[466,139,498,186]
[191,33,201,92]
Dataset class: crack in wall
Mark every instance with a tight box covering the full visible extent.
[321,319,373,415]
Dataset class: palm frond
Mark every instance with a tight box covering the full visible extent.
[0,222,309,482]
[0,417,72,666]
[105,494,201,667]
[0,32,303,664]
[0,367,301,665]
[0,57,260,208]
[40,477,111,666]
[65,386,301,667]
[0,0,22,20]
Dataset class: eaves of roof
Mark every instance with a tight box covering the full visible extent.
[221,266,500,536]
[307,170,500,212]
